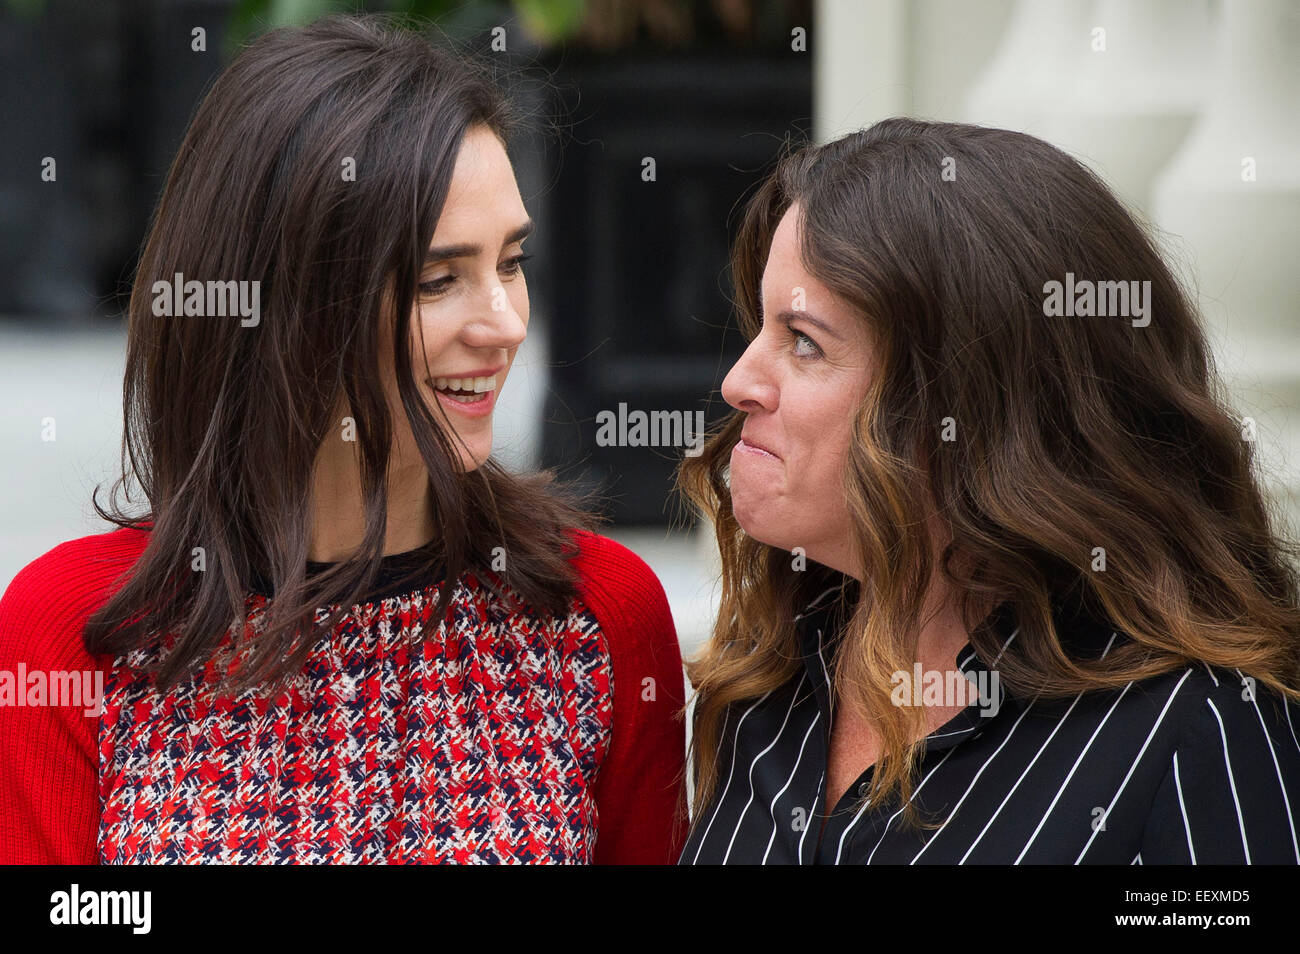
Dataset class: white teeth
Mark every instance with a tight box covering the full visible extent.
[431,375,498,393]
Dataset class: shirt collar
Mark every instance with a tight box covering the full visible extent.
[795,577,1122,752]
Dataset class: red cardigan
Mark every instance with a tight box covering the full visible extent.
[0,526,686,864]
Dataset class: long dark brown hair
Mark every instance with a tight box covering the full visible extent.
[86,14,593,691]
[678,117,1300,830]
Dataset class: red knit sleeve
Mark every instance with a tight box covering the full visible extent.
[569,531,688,865]
[0,527,147,863]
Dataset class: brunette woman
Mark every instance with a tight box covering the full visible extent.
[0,14,685,865]
[678,118,1300,864]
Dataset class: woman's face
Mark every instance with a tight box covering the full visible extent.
[721,203,874,579]
[384,124,532,474]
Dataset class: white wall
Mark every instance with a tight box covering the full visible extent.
[814,0,1300,556]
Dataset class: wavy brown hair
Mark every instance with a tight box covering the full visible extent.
[678,117,1300,831]
[85,14,594,691]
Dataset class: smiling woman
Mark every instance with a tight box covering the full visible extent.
[0,13,686,865]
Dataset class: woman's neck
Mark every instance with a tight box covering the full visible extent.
[307,436,437,563]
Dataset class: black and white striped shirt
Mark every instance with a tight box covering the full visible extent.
[680,580,1300,864]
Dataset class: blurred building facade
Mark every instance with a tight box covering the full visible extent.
[817,0,1299,558]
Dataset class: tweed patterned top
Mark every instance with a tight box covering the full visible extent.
[0,527,687,865]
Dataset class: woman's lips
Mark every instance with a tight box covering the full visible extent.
[735,437,781,461]
[428,380,497,418]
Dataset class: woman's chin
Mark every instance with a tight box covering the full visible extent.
[454,442,492,472]
[731,503,782,551]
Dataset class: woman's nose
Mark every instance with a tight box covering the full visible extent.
[721,340,778,413]
[464,285,527,351]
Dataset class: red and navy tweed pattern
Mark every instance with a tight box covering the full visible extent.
[96,572,613,864]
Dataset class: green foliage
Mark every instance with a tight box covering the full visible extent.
[2,0,47,20]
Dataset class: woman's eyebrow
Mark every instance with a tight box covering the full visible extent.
[423,220,534,263]
[775,308,843,340]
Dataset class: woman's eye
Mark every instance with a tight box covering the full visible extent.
[418,274,455,296]
[792,329,821,358]
[418,254,530,297]
[499,253,532,276]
